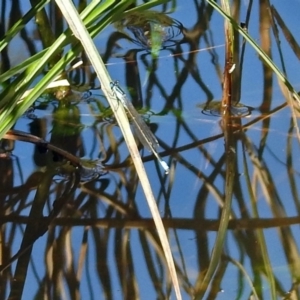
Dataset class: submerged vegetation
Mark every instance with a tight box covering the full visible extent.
[114,10,184,58]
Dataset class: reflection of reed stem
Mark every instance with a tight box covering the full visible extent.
[4,129,105,172]
[31,0,60,66]
[7,171,54,298]
[2,216,300,230]
[195,2,237,296]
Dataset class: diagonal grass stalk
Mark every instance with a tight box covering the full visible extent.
[205,0,300,105]
[54,0,181,299]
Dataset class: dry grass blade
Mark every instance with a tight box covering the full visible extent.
[54,0,181,298]
[241,137,276,299]
[271,5,300,61]
[195,1,236,298]
[244,135,300,283]
[268,7,300,145]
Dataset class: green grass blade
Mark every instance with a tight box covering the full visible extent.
[0,0,50,52]
[205,0,300,105]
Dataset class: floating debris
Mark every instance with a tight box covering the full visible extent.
[199,100,253,118]
[114,10,184,58]
[78,159,107,182]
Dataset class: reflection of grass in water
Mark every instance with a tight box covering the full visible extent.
[2,0,300,299]
[195,0,300,298]
[0,1,183,299]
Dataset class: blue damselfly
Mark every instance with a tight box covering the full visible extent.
[110,81,169,174]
